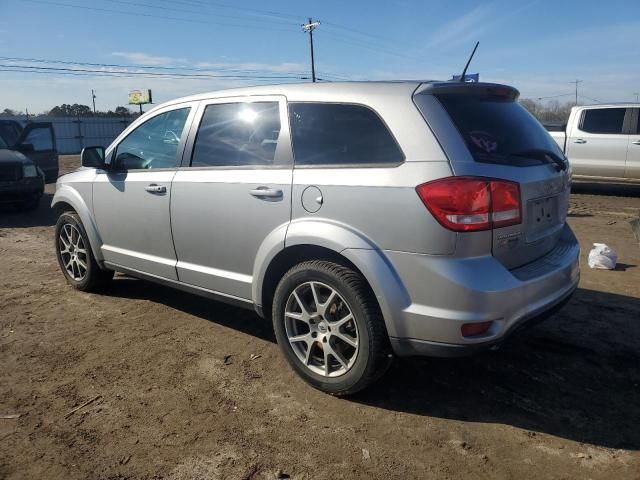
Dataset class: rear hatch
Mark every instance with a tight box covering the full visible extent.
[414,83,571,269]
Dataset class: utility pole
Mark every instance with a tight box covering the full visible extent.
[302,18,320,82]
[91,89,97,113]
[570,80,583,106]
[634,92,639,103]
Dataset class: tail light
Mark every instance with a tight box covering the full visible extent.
[416,177,521,232]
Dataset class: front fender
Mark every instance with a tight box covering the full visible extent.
[52,185,104,261]
[253,218,411,337]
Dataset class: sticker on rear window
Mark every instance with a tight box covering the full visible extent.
[469,131,498,153]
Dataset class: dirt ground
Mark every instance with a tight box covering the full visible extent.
[1,156,639,479]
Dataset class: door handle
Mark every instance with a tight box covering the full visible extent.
[632,140,640,145]
[573,139,587,144]
[145,184,167,194]
[249,187,283,199]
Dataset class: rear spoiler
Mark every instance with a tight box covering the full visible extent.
[414,82,520,101]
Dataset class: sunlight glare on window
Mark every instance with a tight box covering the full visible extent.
[238,107,258,123]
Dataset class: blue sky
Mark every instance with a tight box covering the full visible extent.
[0,0,638,112]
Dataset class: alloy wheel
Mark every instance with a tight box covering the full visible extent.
[58,223,88,281]
[284,281,359,377]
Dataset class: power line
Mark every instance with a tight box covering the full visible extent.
[322,21,403,50]
[0,56,308,76]
[580,94,602,104]
[105,0,296,27]
[0,67,310,82]
[533,92,574,100]
[0,64,308,80]
[18,0,299,33]
[154,0,304,22]
[322,31,421,62]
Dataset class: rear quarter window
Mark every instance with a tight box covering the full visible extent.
[579,108,626,134]
[289,103,404,166]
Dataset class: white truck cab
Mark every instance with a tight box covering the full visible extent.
[548,104,640,181]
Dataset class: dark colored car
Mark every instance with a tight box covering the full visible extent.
[0,121,57,210]
[0,120,59,183]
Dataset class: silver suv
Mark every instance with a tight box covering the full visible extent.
[53,81,580,395]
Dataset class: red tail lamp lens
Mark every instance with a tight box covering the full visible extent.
[461,321,493,337]
[416,177,521,232]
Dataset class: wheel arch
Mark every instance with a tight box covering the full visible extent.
[52,186,104,262]
[254,219,411,338]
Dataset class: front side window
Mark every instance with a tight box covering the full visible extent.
[114,107,191,170]
[289,103,404,166]
[580,108,626,134]
[191,102,281,167]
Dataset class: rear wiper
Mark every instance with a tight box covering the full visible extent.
[509,149,567,171]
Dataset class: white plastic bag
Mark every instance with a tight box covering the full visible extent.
[587,243,617,270]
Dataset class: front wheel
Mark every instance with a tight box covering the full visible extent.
[272,260,391,396]
[55,212,113,291]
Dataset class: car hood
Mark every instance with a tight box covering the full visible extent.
[0,148,31,165]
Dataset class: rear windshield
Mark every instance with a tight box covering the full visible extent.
[436,94,563,166]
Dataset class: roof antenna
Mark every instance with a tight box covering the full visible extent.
[459,41,479,82]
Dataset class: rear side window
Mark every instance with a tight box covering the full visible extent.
[580,108,626,134]
[191,102,281,167]
[436,94,562,166]
[289,103,404,166]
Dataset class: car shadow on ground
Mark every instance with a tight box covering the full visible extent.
[0,193,56,228]
[99,276,640,450]
[572,182,640,197]
[352,288,640,450]
[102,275,276,343]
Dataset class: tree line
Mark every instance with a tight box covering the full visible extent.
[518,99,574,125]
[1,105,136,118]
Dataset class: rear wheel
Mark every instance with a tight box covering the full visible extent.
[55,212,113,291]
[272,260,391,395]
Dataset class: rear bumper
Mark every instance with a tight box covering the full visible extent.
[390,285,575,357]
[384,223,580,357]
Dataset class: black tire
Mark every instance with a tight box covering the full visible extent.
[55,211,114,291]
[272,260,392,396]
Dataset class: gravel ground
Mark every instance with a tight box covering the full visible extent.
[1,156,639,479]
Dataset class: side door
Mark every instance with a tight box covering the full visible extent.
[14,122,58,182]
[171,96,292,300]
[93,103,197,280]
[565,107,630,178]
[626,108,640,179]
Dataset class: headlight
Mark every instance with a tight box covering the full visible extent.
[22,164,38,177]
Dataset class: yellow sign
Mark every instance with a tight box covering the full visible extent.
[128,89,152,105]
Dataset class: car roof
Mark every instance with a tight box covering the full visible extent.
[573,103,640,109]
[155,80,426,110]
[149,80,521,113]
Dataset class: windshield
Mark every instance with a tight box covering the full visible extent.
[436,94,563,166]
[0,123,20,149]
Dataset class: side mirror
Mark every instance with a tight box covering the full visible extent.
[81,146,106,168]
[18,143,35,153]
